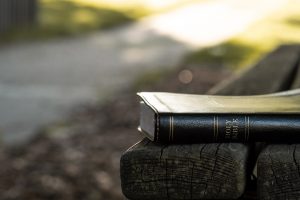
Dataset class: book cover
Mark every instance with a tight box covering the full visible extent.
[138,90,300,143]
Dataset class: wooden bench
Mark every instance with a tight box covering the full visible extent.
[120,44,300,199]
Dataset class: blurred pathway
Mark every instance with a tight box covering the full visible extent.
[0,0,287,145]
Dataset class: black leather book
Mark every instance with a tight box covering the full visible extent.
[137,89,300,143]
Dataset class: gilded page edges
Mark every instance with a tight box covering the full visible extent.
[137,92,171,142]
[137,92,171,113]
[138,92,300,114]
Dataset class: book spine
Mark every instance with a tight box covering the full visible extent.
[158,114,300,143]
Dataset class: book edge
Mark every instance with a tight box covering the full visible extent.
[137,92,300,114]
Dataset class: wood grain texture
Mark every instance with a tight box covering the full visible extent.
[256,45,300,200]
[208,45,300,199]
[121,138,248,200]
[121,45,300,200]
[257,144,300,199]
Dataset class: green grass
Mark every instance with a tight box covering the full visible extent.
[0,0,207,44]
[183,41,261,69]
[39,1,134,33]
[0,0,148,43]
[183,1,300,69]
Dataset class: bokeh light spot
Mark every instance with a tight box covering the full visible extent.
[178,69,193,84]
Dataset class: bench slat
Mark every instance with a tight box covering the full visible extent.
[121,139,248,199]
[258,144,300,199]
[291,63,300,88]
[121,45,300,200]
[257,46,300,200]
[209,45,300,95]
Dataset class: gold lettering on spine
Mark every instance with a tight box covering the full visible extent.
[171,116,174,141]
[216,116,219,141]
[247,116,250,141]
[244,116,247,142]
[244,116,250,141]
[169,116,174,141]
[169,116,172,141]
[213,116,216,141]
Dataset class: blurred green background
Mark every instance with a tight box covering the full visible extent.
[1,0,300,199]
[2,0,300,68]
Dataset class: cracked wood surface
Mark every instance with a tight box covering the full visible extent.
[120,45,300,200]
[257,46,300,200]
[258,145,300,199]
[121,139,247,200]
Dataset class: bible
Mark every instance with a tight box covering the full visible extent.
[138,89,300,143]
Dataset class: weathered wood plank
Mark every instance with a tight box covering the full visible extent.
[291,63,300,89]
[257,45,300,199]
[208,44,300,95]
[210,44,300,198]
[257,144,300,199]
[121,45,300,200]
[121,138,248,200]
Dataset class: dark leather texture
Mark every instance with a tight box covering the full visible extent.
[158,114,300,143]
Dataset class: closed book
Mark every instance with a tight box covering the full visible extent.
[137,89,300,143]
